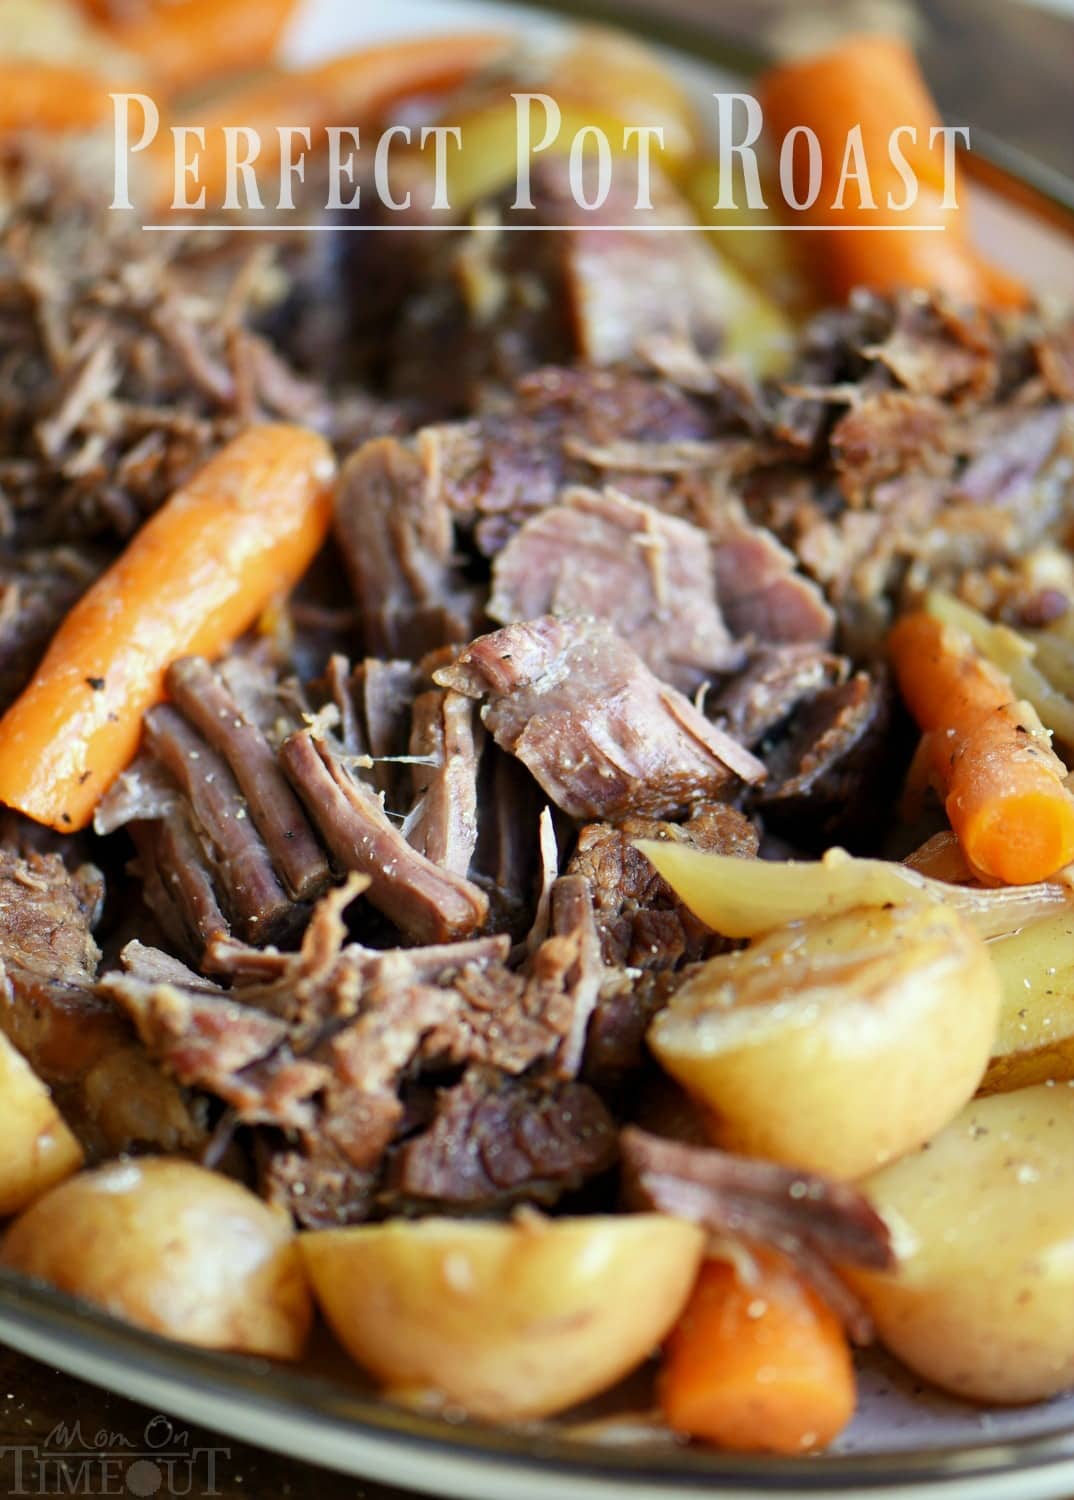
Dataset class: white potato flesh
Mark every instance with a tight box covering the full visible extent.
[1,1157,311,1359]
[850,1085,1074,1402]
[636,840,1072,942]
[983,910,1074,1091]
[301,1214,705,1421]
[648,903,999,1179]
[0,1032,82,1216]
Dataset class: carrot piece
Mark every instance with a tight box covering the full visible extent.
[0,425,334,833]
[157,34,510,210]
[0,63,117,132]
[104,0,298,95]
[758,34,1026,307]
[889,611,1074,884]
[660,1248,855,1454]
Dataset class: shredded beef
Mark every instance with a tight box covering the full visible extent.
[437,616,765,820]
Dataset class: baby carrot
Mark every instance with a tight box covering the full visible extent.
[889,611,1074,884]
[0,425,335,833]
[0,63,118,132]
[104,0,298,96]
[759,35,1027,307]
[660,1248,855,1454]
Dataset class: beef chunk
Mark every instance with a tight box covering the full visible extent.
[706,499,835,645]
[0,547,100,712]
[385,1066,618,1212]
[436,616,764,820]
[621,1126,893,1342]
[760,670,896,850]
[280,730,489,943]
[333,436,479,658]
[713,643,847,748]
[488,487,741,694]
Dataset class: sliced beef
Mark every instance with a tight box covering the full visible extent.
[437,616,764,821]
[280,730,489,944]
[488,487,741,694]
[129,810,231,964]
[333,436,479,659]
[705,499,835,645]
[406,687,482,877]
[469,745,547,935]
[385,1066,618,1212]
[621,1126,894,1342]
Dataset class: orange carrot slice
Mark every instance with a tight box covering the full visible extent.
[105,0,298,95]
[0,424,335,833]
[759,34,1027,307]
[0,63,119,132]
[660,1248,855,1454]
[890,611,1074,884]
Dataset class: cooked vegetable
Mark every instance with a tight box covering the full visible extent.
[0,62,119,131]
[0,424,335,833]
[166,34,510,209]
[300,1215,704,1420]
[925,592,1074,749]
[758,34,1026,306]
[889,610,1074,884]
[635,840,1071,942]
[0,1033,82,1216]
[849,1085,1074,1402]
[660,1247,855,1453]
[1,1157,311,1357]
[982,911,1074,1092]
[648,903,999,1179]
[103,0,297,95]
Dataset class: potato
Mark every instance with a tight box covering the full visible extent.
[648,903,999,1179]
[0,1032,82,1216]
[301,1214,705,1420]
[982,910,1074,1092]
[849,1085,1074,1402]
[636,839,1070,942]
[1,1157,310,1359]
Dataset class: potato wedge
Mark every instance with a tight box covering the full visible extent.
[981,910,1074,1092]
[0,1032,82,1216]
[849,1085,1074,1402]
[1,1158,310,1359]
[648,903,999,1179]
[301,1214,705,1420]
[636,840,1071,941]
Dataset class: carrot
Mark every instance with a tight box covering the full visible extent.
[0,425,334,833]
[103,0,298,96]
[0,63,118,132]
[889,611,1074,884]
[660,1248,855,1454]
[759,35,1027,307]
[157,34,510,210]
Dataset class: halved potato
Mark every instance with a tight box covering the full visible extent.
[981,910,1074,1092]
[648,903,999,1179]
[301,1214,705,1420]
[1,1157,310,1359]
[0,1032,82,1216]
[849,1085,1074,1402]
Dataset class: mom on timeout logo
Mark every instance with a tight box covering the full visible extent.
[0,1414,229,1496]
[108,88,970,223]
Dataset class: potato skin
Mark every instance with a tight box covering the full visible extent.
[0,1032,82,1216]
[850,1086,1074,1403]
[301,1214,705,1420]
[1,1157,310,1359]
[648,904,999,1179]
